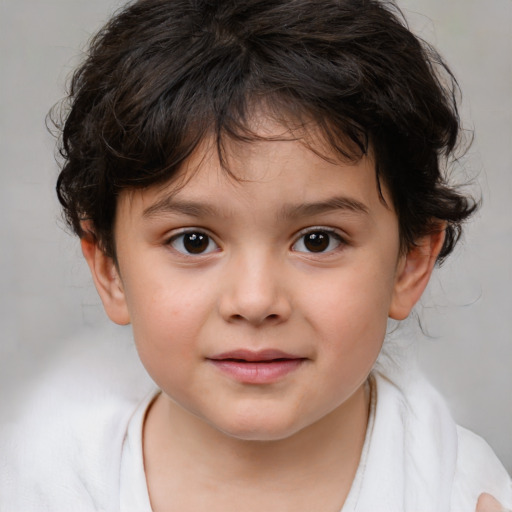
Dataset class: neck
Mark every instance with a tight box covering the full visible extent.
[143,381,371,511]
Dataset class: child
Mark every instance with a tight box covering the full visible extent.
[2,0,511,510]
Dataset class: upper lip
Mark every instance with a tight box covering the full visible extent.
[208,349,303,362]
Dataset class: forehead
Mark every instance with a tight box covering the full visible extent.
[118,116,393,223]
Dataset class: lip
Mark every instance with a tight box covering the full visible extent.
[207,349,306,384]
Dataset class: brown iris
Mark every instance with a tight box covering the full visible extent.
[183,232,210,254]
[303,232,330,252]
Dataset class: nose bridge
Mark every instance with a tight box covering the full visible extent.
[219,245,290,325]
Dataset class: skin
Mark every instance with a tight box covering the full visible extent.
[476,493,510,512]
[83,119,448,511]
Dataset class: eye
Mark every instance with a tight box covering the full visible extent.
[292,229,344,254]
[169,231,219,255]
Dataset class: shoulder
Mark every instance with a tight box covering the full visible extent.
[369,363,511,511]
[0,326,156,512]
[451,426,512,511]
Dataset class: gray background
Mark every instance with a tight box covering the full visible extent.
[1,0,511,472]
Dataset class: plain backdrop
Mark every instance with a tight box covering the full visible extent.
[1,0,511,472]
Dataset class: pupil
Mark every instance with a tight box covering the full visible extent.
[184,233,209,254]
[304,232,329,252]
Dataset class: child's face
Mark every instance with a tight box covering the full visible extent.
[89,118,433,441]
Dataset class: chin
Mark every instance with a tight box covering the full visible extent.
[220,427,301,443]
[211,412,308,442]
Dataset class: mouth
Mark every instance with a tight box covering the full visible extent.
[207,349,306,384]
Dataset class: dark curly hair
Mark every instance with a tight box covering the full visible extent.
[55,0,476,260]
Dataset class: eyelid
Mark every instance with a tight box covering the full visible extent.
[291,226,347,254]
[293,225,347,241]
[166,228,220,256]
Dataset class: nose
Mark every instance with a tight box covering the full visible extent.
[218,251,292,326]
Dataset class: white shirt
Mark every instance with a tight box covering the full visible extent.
[119,391,157,512]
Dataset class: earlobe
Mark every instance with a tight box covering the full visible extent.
[389,227,446,320]
[81,235,131,326]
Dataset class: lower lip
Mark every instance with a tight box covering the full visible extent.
[208,359,305,384]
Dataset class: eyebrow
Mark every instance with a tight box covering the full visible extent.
[279,196,369,219]
[143,197,217,219]
[142,194,369,220]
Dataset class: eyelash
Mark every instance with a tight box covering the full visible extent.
[291,227,346,255]
[167,230,220,256]
[166,227,347,257]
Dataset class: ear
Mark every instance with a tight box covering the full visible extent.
[389,227,445,320]
[80,232,131,326]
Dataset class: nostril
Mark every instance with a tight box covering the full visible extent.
[220,291,292,325]
[229,312,281,324]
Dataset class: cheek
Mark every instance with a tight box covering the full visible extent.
[300,258,396,363]
[123,270,216,366]
[307,265,394,329]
